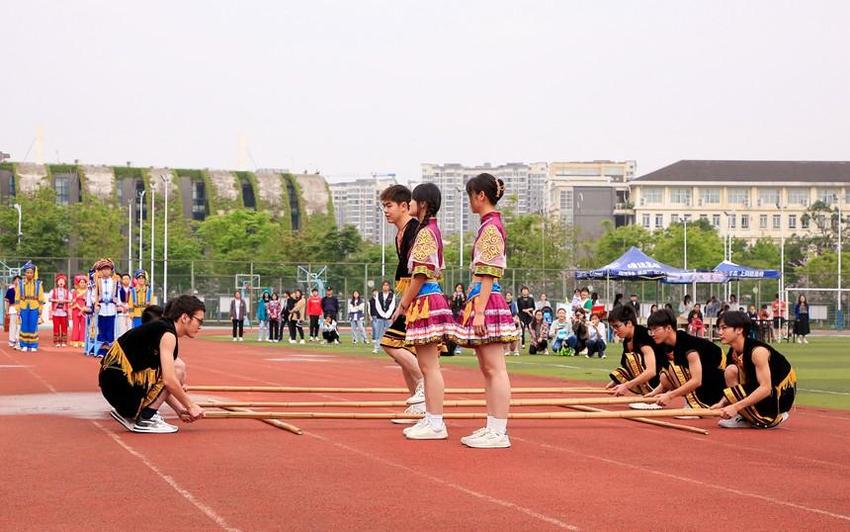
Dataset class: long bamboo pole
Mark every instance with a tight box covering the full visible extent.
[202,408,722,421]
[187,385,609,395]
[564,404,709,435]
[211,403,303,435]
[198,396,647,409]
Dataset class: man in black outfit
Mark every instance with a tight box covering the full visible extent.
[515,286,535,348]
[628,294,641,318]
[321,288,339,320]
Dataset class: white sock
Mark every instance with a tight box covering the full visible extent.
[426,412,445,430]
[490,417,508,435]
[486,415,496,430]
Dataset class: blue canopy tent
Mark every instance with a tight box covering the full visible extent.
[576,247,687,305]
[712,260,780,279]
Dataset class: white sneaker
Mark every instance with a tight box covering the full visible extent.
[371,349,379,354]
[299,339,305,344]
[718,415,752,429]
[239,337,244,342]
[110,409,135,431]
[462,428,511,449]
[628,402,662,410]
[130,415,179,434]
[150,413,178,431]
[232,337,237,342]
[391,402,426,424]
[402,417,430,435]
[460,426,489,445]
[803,337,809,344]
[404,422,448,440]
[334,340,340,344]
[289,339,295,344]
[406,381,425,405]
[766,412,790,429]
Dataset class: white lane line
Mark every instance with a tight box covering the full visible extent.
[92,421,241,531]
[798,388,850,396]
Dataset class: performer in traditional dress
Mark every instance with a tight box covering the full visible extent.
[50,273,72,347]
[130,270,153,328]
[15,261,44,352]
[392,183,454,440]
[452,173,518,449]
[712,311,796,428]
[116,272,133,337]
[606,304,667,403]
[69,275,88,348]
[92,258,119,356]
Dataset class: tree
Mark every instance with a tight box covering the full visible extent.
[197,210,279,267]
[69,197,125,267]
[593,221,655,266]
[0,188,69,260]
[795,251,850,288]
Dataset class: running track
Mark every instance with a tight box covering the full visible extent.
[1,335,849,531]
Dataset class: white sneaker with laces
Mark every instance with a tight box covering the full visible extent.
[718,415,752,429]
[404,422,448,440]
[402,417,429,435]
[238,337,244,342]
[289,339,295,344]
[628,402,662,410]
[391,402,425,425]
[462,428,511,448]
[460,426,489,445]
[232,338,237,342]
[299,339,305,344]
[406,381,425,405]
[131,414,179,434]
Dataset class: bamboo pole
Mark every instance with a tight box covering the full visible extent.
[197,396,647,409]
[187,385,609,395]
[564,404,709,435]
[210,403,303,435]
[202,408,722,421]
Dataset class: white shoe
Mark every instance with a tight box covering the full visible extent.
[289,339,295,344]
[299,339,305,344]
[391,402,426,424]
[30,348,37,352]
[404,422,448,440]
[402,417,429,435]
[718,415,752,429]
[334,340,340,344]
[406,381,425,405]
[110,409,135,431]
[766,412,790,429]
[239,337,244,342]
[803,337,809,344]
[232,338,237,342]
[462,428,511,449]
[601,354,607,359]
[460,426,489,445]
[371,349,379,354]
[130,414,179,434]
[628,402,662,410]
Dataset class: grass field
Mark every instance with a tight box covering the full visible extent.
[210,332,850,410]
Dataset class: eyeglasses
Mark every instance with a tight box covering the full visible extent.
[189,315,204,327]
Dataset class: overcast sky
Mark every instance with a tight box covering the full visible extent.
[3,0,849,183]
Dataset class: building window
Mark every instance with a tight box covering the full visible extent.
[642,213,650,228]
[729,215,736,229]
[789,214,797,229]
[192,180,207,221]
[670,187,692,205]
[741,215,749,229]
[802,216,810,229]
[712,214,721,227]
[55,175,69,205]
[684,213,692,222]
[240,178,256,209]
[773,214,781,229]
[670,213,679,224]
[759,215,768,229]
[643,187,662,204]
[819,188,839,205]
[700,188,720,205]
[727,188,750,205]
[8,174,15,197]
[700,214,708,222]
[655,214,663,228]
[758,188,779,207]
[788,188,809,206]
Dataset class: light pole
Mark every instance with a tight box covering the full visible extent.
[160,174,170,301]
[137,189,146,271]
[376,203,386,278]
[12,203,22,249]
[683,218,688,270]
[776,202,786,315]
[127,201,133,273]
[835,194,843,328]
[150,182,155,293]
[455,185,464,269]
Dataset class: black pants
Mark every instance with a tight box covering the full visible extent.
[232,319,244,338]
[309,315,320,338]
[289,319,304,340]
[322,330,340,343]
[269,319,281,341]
[529,339,548,354]
[520,319,532,346]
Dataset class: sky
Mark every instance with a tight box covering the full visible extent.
[3,0,849,183]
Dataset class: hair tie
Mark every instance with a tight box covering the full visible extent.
[492,175,504,198]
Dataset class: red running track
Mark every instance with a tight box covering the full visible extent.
[1,335,849,531]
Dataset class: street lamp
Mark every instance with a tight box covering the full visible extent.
[455,185,464,269]
[683,217,688,270]
[834,193,843,328]
[160,174,170,301]
[137,189,146,271]
[776,202,786,316]
[12,203,22,249]
[150,182,156,292]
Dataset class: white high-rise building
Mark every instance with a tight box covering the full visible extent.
[329,177,396,243]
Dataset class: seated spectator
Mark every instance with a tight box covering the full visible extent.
[321,315,340,344]
[585,314,607,358]
[549,307,572,355]
[687,304,705,337]
[566,308,589,354]
[528,310,549,355]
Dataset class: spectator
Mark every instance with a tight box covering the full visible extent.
[664,303,674,312]
[649,303,658,315]
[537,293,554,324]
[280,291,291,338]
[566,308,589,354]
[229,291,247,342]
[729,294,738,308]
[612,293,624,309]
[503,291,520,356]
[570,289,582,312]
[687,304,705,337]
[580,288,592,313]
[306,288,323,342]
[372,281,395,354]
[268,292,282,342]
[368,289,380,350]
[449,283,467,355]
[348,290,367,344]
[256,291,270,342]
[549,307,572,355]
[528,310,549,355]
[717,303,730,322]
[794,294,810,343]
[516,286,535,348]
[704,296,720,318]
[585,314,607,358]
[288,289,306,343]
[679,294,693,316]
[321,315,340,344]
[321,288,339,321]
[628,294,641,317]
[771,293,787,341]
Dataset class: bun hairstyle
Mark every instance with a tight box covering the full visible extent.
[465,172,505,205]
[411,183,442,234]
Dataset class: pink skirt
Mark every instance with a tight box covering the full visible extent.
[404,293,454,346]
[452,293,518,347]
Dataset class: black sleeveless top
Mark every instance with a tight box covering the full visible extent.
[624,325,668,372]
[395,218,420,280]
[116,319,179,371]
[730,337,793,388]
[670,330,725,372]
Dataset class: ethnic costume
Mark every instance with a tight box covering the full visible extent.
[403,218,454,345]
[69,275,88,348]
[609,325,667,394]
[452,211,517,347]
[99,319,178,419]
[380,217,419,352]
[92,259,119,352]
[50,274,71,347]
[116,279,133,337]
[130,270,153,328]
[723,337,796,428]
[15,261,44,351]
[662,330,727,408]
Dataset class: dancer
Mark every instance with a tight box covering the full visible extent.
[50,273,72,347]
[92,258,120,356]
[15,261,44,352]
[452,173,518,448]
[130,270,154,328]
[606,304,667,398]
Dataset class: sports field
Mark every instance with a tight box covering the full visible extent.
[2,331,849,530]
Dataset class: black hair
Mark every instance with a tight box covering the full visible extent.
[608,304,638,326]
[521,286,529,292]
[574,307,586,318]
[141,304,164,324]
[411,183,441,235]
[311,288,319,293]
[163,295,205,321]
[379,184,412,205]
[465,172,505,205]
[12,275,20,282]
[647,308,677,329]
[262,292,270,301]
[717,310,752,335]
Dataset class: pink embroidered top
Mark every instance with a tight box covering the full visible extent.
[471,211,507,279]
[407,218,445,280]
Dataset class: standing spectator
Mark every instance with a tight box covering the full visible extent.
[503,291,520,356]
[771,293,787,341]
[537,293,554,324]
[348,290,367,344]
[373,281,395,354]
[580,288,592,313]
[566,308,588,354]
[549,307,572,355]
[794,294,810,343]
[69,275,88,348]
[585,314,607,358]
[268,292,282,342]
[5,276,20,349]
[369,289,380,350]
[688,304,705,337]
[230,290,247,342]
[570,289,582,312]
[321,288,339,321]
[280,291,291,339]
[679,294,693,317]
[288,289,306,343]
[515,286,535,348]
[729,293,738,309]
[449,283,467,355]
[705,296,720,318]
[612,293,624,309]
[528,310,549,355]
[717,303,730,322]
[306,288,322,342]
[649,303,658,315]
[628,294,641,318]
[256,291,270,342]
[321,315,340,344]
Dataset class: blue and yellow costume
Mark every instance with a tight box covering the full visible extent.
[15,261,44,351]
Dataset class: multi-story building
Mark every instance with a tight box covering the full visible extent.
[546,161,635,238]
[329,177,396,243]
[630,160,850,241]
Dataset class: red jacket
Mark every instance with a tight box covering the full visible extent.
[306,295,322,316]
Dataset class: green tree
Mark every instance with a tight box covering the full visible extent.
[652,220,724,270]
[795,251,850,288]
[0,188,69,259]
[69,197,125,266]
[197,210,279,266]
[593,221,655,266]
